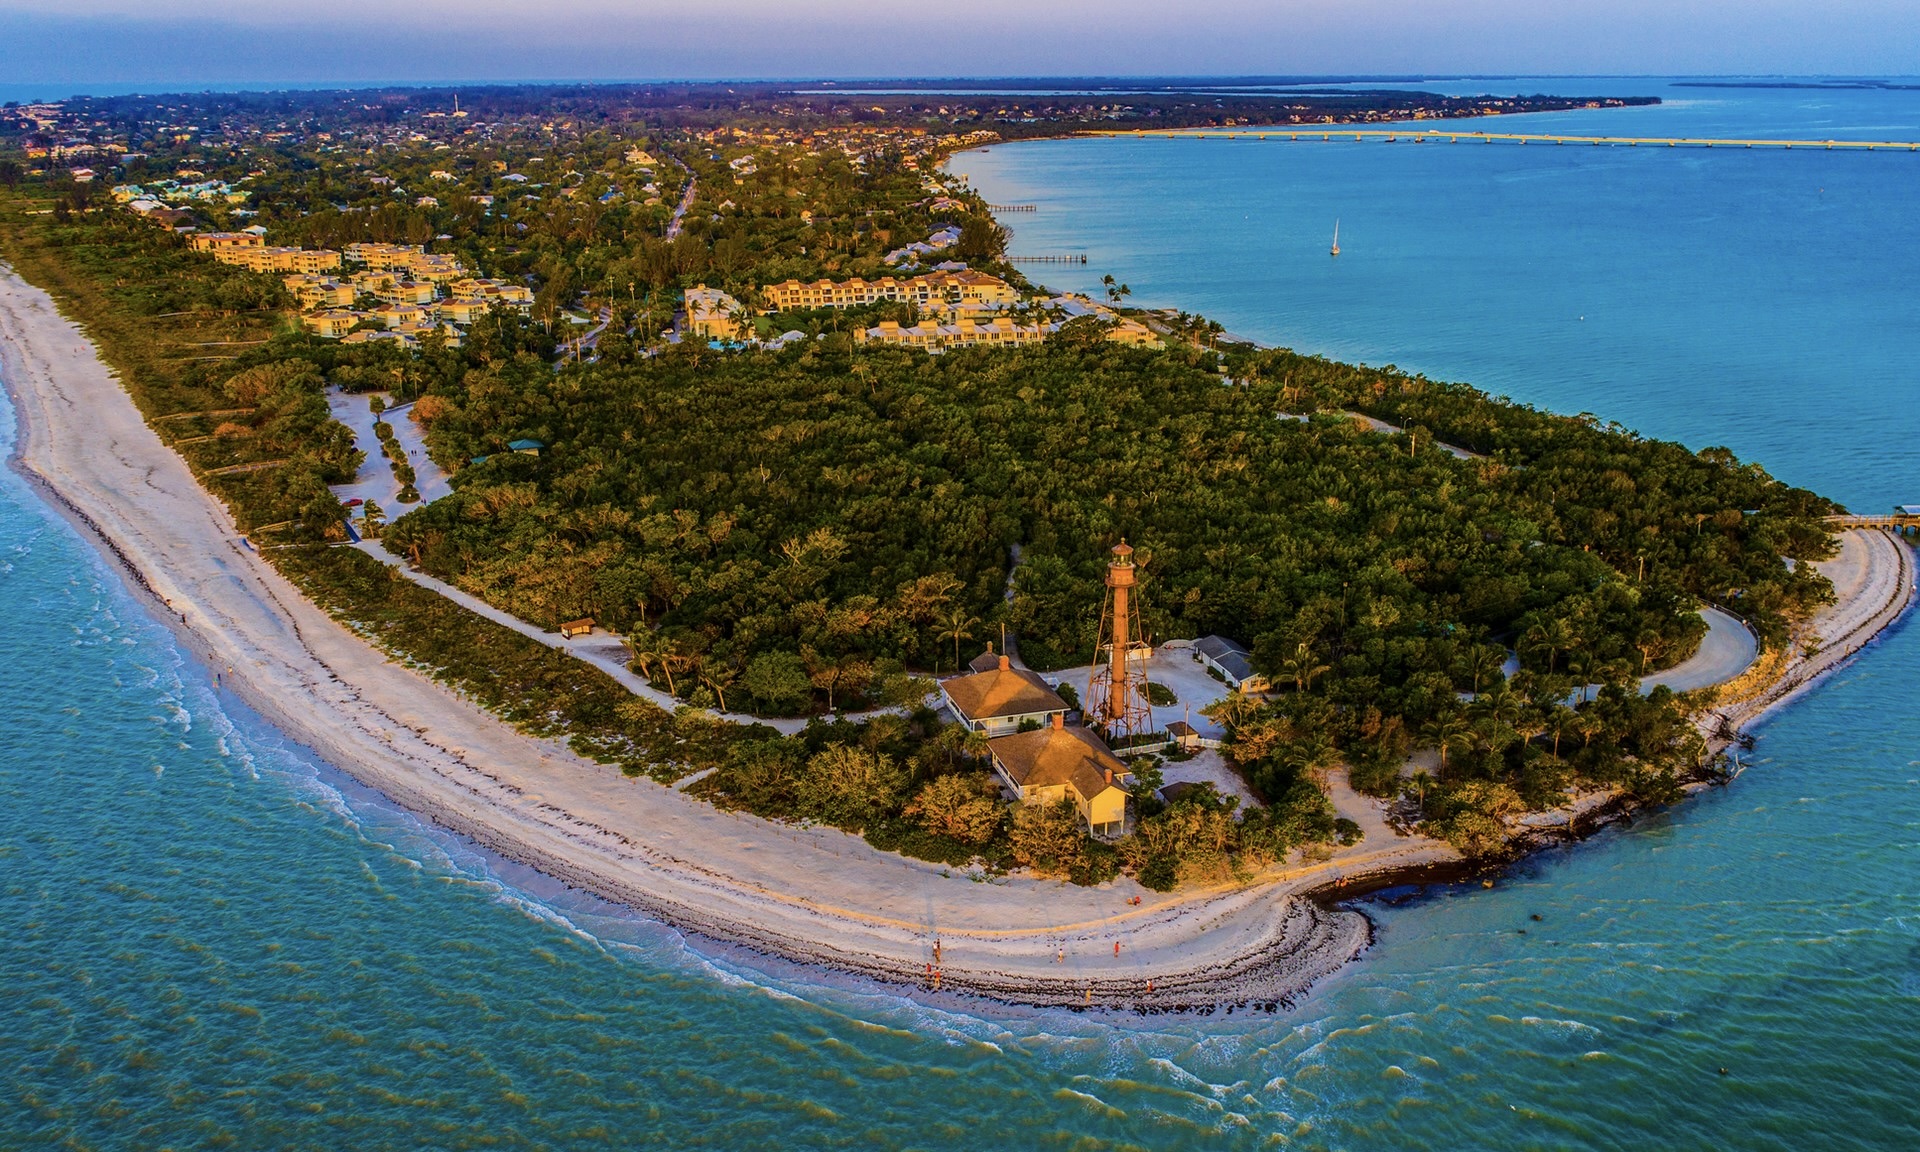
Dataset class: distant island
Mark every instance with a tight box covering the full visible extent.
[1,81,1908,1009]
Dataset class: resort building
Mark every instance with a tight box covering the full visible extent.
[392,320,462,347]
[188,231,263,253]
[761,270,1020,314]
[302,310,365,339]
[340,329,417,350]
[204,243,341,274]
[343,242,427,270]
[1106,318,1160,347]
[988,715,1131,836]
[372,303,435,329]
[855,316,1053,352]
[450,278,534,313]
[1195,635,1269,693]
[684,284,746,340]
[371,280,439,306]
[283,274,356,309]
[940,654,1069,737]
[438,298,492,326]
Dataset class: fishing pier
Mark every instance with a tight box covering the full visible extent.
[1824,510,1920,535]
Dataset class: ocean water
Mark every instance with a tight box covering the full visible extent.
[5,79,1920,1149]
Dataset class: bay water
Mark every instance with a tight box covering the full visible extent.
[6,79,1919,1148]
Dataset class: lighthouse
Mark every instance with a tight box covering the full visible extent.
[1085,541,1152,746]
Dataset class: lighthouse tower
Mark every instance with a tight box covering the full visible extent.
[1085,541,1152,746]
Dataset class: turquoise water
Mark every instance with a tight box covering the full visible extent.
[6,80,1920,1148]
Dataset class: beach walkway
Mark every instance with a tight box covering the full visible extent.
[347,539,830,735]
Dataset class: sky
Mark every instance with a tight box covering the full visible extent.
[1,0,1917,96]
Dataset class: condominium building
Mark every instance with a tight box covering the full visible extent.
[213,246,341,274]
[854,316,1053,352]
[188,231,264,253]
[762,269,1019,314]
[282,274,356,309]
[302,310,365,339]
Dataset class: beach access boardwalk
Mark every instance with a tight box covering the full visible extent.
[1087,128,1920,152]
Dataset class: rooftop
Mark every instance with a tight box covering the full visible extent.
[942,656,1066,722]
[989,720,1128,802]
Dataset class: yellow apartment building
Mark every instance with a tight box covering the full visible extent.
[302,311,364,339]
[854,316,1051,351]
[761,269,1020,314]
[189,231,263,252]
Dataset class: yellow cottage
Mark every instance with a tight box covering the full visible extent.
[989,715,1131,836]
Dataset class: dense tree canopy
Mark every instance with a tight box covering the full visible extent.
[385,336,1834,731]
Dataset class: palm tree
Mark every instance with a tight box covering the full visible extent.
[1576,712,1605,749]
[1462,643,1502,695]
[700,660,738,713]
[628,632,682,696]
[1278,642,1331,693]
[1407,770,1437,814]
[1545,705,1579,758]
[1422,711,1472,773]
[1469,683,1523,729]
[1514,712,1549,750]
[1523,617,1577,674]
[360,499,386,539]
[1202,692,1262,734]
[1565,651,1594,703]
[936,605,980,674]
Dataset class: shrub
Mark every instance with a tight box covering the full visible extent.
[903,773,1005,845]
[1009,800,1087,876]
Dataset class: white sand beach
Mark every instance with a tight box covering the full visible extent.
[1,263,1910,1010]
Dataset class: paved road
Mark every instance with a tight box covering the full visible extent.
[665,158,697,240]
[1641,606,1758,694]
[1343,411,1484,460]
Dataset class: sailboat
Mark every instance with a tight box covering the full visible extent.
[1330,219,1341,257]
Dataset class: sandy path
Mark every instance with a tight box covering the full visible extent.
[348,537,886,737]
[0,264,1410,1009]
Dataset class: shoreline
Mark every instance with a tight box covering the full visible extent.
[0,263,1423,1012]
[2,261,1911,1014]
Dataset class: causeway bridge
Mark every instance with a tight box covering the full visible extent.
[1084,128,1920,152]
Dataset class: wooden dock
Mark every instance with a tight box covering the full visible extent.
[1085,128,1920,152]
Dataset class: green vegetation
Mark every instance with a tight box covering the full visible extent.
[391,337,1832,716]
[0,78,1825,885]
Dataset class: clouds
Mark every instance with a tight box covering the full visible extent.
[0,1,1913,87]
